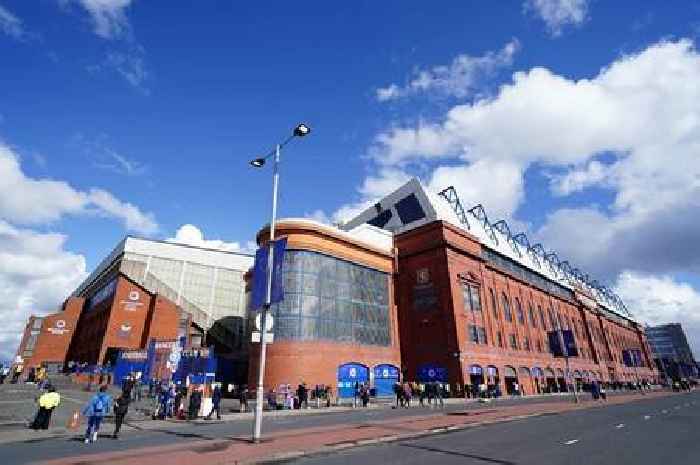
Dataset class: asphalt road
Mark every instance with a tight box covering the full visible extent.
[295,391,700,465]
[0,391,691,465]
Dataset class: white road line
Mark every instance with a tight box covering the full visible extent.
[662,409,668,414]
[615,423,625,429]
[674,406,680,410]
[564,439,579,445]
[643,415,651,420]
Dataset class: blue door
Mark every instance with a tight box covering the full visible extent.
[373,364,400,397]
[417,363,448,383]
[337,363,369,398]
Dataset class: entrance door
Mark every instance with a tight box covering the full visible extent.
[337,363,369,398]
[373,364,400,397]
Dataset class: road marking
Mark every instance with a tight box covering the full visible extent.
[564,439,579,445]
[643,415,651,420]
[615,424,625,429]
[684,403,690,407]
[674,406,680,410]
[662,409,668,414]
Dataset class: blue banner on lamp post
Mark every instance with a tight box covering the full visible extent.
[250,237,287,311]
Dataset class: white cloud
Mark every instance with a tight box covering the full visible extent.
[0,143,158,234]
[103,48,149,91]
[73,0,133,39]
[0,4,23,39]
[549,160,610,196]
[614,271,700,357]
[73,133,147,175]
[524,0,589,37]
[376,39,520,101]
[332,168,411,223]
[0,221,87,361]
[167,224,255,253]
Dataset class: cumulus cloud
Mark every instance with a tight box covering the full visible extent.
[549,160,610,196]
[524,0,589,37]
[615,271,700,356]
[0,221,87,361]
[0,143,158,234]
[376,39,520,101]
[167,224,255,253]
[0,4,23,39]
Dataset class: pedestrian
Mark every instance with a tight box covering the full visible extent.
[239,384,249,413]
[393,382,403,408]
[112,394,129,439]
[361,384,370,407]
[325,385,333,408]
[403,382,412,408]
[435,382,444,408]
[188,386,202,420]
[82,385,112,444]
[591,381,600,401]
[600,383,607,401]
[31,386,60,430]
[207,385,222,419]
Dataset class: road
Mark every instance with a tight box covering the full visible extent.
[295,391,700,465]
[1,391,695,464]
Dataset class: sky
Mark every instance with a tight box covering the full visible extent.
[2,0,700,362]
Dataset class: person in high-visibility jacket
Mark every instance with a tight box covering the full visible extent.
[31,386,61,430]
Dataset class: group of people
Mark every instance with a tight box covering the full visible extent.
[266,383,334,410]
[393,381,445,408]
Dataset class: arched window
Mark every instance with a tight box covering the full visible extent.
[502,293,512,322]
[538,306,546,328]
[515,298,525,324]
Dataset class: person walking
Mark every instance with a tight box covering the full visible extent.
[403,382,412,408]
[238,384,249,413]
[435,382,444,408]
[206,385,222,420]
[82,385,112,444]
[112,394,129,439]
[31,386,60,430]
[188,386,202,420]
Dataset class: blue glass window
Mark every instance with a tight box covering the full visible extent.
[395,193,426,224]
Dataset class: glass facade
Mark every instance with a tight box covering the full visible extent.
[268,250,391,346]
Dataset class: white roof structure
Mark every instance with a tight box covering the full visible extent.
[343,178,633,322]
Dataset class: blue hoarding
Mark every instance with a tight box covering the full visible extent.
[417,363,448,383]
[337,363,369,398]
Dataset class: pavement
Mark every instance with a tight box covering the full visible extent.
[0,387,690,465]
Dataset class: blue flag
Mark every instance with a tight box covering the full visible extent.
[250,237,287,311]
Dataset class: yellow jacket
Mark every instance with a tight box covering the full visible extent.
[39,392,60,409]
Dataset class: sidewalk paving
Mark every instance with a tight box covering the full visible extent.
[38,390,676,465]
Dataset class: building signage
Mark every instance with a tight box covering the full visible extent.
[47,319,69,335]
[153,340,178,350]
[118,323,132,339]
[121,350,148,360]
[120,290,144,312]
[250,238,287,311]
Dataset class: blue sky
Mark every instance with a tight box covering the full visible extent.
[2,0,700,360]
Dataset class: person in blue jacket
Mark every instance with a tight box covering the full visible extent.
[82,385,112,444]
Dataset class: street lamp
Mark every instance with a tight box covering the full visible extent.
[249,123,311,443]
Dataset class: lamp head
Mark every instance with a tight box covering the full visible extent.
[250,158,266,168]
[293,123,311,137]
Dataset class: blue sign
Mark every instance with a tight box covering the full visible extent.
[373,364,400,379]
[250,238,287,311]
[417,363,448,383]
[337,363,369,398]
[373,364,400,397]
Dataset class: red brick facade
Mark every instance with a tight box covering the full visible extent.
[395,221,658,395]
[66,274,181,365]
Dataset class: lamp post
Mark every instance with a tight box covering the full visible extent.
[249,123,310,443]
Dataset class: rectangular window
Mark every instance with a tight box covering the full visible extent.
[497,331,504,348]
[509,333,518,350]
[515,298,525,324]
[524,337,530,351]
[490,289,498,319]
[462,282,482,313]
[477,327,488,345]
[539,306,546,329]
[529,305,537,328]
[468,325,479,343]
[503,294,513,322]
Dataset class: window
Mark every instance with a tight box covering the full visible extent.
[468,325,488,344]
[509,333,518,350]
[529,304,537,328]
[523,337,530,351]
[490,288,498,319]
[536,339,543,352]
[395,193,426,224]
[462,282,482,313]
[539,306,546,329]
[269,250,390,346]
[548,308,557,329]
[515,298,524,324]
[502,293,513,322]
[497,331,504,348]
